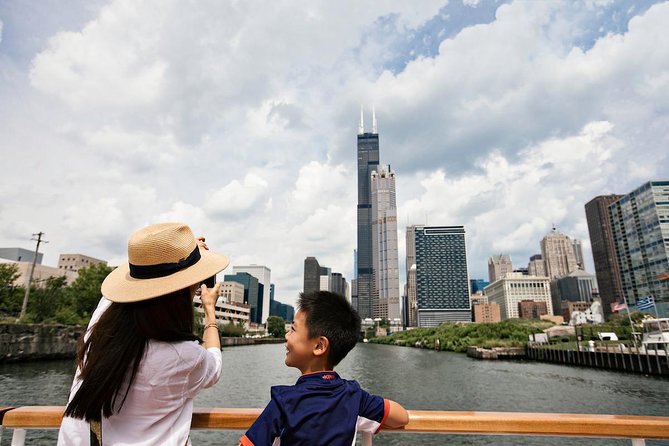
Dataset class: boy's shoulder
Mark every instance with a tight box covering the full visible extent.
[270,372,365,401]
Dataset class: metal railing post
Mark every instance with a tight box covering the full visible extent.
[361,431,373,446]
[11,428,26,446]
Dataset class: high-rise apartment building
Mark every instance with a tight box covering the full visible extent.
[411,225,471,326]
[231,265,271,324]
[488,255,513,282]
[585,194,624,318]
[371,165,400,320]
[485,273,553,320]
[541,228,579,280]
[609,180,669,306]
[356,108,380,318]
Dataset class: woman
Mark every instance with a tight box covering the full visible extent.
[58,222,229,445]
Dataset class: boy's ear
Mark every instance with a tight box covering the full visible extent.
[313,336,330,357]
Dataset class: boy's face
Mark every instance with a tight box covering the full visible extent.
[285,310,318,373]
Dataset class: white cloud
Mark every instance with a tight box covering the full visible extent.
[2,0,668,307]
[205,173,270,219]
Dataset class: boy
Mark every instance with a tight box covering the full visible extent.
[240,291,409,446]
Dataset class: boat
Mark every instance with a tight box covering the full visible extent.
[641,317,669,353]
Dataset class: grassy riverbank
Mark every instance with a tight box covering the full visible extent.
[368,320,553,352]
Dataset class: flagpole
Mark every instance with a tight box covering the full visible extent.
[621,293,638,351]
[652,296,659,319]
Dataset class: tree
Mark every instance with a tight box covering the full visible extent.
[0,263,23,318]
[66,263,114,321]
[221,321,247,337]
[26,276,68,323]
[267,316,286,338]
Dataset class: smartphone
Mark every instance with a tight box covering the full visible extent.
[202,275,216,288]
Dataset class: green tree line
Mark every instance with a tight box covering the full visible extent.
[0,262,112,325]
[369,319,554,352]
[368,315,648,353]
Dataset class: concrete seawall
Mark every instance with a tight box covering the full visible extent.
[222,337,284,347]
[0,324,284,362]
[466,346,526,360]
[0,323,85,363]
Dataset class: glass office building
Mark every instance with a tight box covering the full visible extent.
[413,225,471,326]
[609,180,669,305]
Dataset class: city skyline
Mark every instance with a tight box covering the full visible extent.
[2,1,669,308]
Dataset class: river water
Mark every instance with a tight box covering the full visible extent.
[1,343,667,445]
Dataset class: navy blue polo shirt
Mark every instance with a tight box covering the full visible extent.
[240,371,389,446]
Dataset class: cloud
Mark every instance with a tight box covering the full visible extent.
[205,173,270,219]
[1,0,668,307]
[399,120,625,277]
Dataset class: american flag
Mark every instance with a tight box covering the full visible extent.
[612,302,627,312]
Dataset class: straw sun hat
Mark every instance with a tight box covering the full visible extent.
[101,223,230,303]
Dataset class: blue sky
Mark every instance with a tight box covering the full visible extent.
[1,0,668,307]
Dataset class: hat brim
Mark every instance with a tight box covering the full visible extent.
[101,250,230,303]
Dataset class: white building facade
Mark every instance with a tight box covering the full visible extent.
[485,273,553,320]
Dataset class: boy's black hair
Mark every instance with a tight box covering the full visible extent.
[298,291,361,367]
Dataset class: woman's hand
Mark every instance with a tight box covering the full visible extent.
[200,283,221,321]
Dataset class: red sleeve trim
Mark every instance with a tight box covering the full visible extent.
[375,399,391,434]
[240,434,255,446]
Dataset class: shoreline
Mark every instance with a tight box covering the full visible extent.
[0,322,284,363]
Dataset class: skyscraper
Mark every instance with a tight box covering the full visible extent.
[303,256,321,295]
[572,239,585,269]
[303,256,348,298]
[371,165,400,320]
[411,225,471,326]
[233,265,271,324]
[585,194,624,318]
[527,254,546,277]
[488,255,513,282]
[541,228,579,280]
[356,108,379,318]
[609,181,669,306]
[405,225,418,327]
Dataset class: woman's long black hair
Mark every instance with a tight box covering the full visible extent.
[64,287,201,421]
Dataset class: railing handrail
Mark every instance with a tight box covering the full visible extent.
[2,406,669,439]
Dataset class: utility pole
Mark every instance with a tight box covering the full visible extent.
[19,232,48,321]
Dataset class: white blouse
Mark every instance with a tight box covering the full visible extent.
[58,298,222,445]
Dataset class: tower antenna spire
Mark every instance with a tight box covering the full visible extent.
[372,106,377,134]
[358,105,364,135]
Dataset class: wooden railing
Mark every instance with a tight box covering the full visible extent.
[2,406,669,445]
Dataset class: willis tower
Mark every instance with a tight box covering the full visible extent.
[356,107,379,318]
